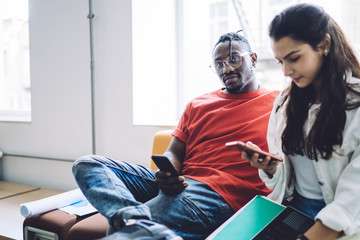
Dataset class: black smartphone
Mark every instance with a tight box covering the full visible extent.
[151,155,179,176]
[225,141,283,164]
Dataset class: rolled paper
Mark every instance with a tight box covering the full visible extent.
[20,188,86,217]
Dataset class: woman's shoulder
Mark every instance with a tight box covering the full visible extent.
[346,74,360,102]
[347,72,360,90]
[273,89,289,109]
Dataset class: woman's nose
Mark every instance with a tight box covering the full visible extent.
[282,63,294,77]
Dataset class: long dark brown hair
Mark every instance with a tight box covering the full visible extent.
[269,3,360,160]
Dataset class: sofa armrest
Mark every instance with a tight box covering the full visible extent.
[150,130,173,170]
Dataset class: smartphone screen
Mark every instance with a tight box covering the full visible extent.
[151,155,179,176]
[225,141,282,164]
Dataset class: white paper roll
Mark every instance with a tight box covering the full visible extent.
[20,188,87,217]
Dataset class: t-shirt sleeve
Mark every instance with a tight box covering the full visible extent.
[172,102,192,144]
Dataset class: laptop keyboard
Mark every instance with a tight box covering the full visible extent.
[252,206,314,240]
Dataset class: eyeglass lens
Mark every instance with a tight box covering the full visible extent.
[212,52,250,74]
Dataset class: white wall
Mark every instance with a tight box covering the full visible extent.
[0,0,173,191]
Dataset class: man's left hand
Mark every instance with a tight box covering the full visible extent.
[155,171,188,195]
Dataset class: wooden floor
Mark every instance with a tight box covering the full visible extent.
[0,182,62,240]
[0,236,14,240]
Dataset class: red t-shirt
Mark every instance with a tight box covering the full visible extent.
[173,88,278,211]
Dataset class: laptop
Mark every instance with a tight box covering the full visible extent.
[252,206,314,240]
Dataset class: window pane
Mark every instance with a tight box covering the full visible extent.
[132,0,360,126]
[0,0,31,121]
[132,0,177,126]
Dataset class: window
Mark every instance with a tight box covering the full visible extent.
[133,0,360,126]
[0,0,31,122]
[132,0,177,126]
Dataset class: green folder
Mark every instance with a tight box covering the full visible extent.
[207,195,285,240]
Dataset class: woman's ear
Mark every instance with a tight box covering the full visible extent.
[319,33,331,56]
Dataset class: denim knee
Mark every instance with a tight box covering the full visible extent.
[72,155,102,177]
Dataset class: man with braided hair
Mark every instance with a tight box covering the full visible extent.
[72,32,278,240]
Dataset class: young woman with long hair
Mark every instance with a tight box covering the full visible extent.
[242,3,360,239]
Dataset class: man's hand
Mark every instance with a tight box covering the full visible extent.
[155,171,188,195]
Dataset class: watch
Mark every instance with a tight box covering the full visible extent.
[297,233,309,240]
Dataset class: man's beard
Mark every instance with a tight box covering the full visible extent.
[226,83,245,94]
[224,69,255,94]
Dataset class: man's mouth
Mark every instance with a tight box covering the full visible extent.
[223,74,239,84]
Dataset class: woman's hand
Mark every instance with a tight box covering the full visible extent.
[241,141,280,177]
[298,220,342,240]
[155,171,188,195]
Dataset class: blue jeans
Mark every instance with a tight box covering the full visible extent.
[72,155,234,240]
[288,191,326,219]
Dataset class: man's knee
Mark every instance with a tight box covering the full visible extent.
[72,155,103,176]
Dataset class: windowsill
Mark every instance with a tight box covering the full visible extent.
[0,110,32,123]
[133,121,177,127]
[133,117,178,127]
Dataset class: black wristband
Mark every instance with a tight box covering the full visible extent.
[297,233,309,240]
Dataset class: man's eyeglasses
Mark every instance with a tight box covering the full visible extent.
[210,52,251,74]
